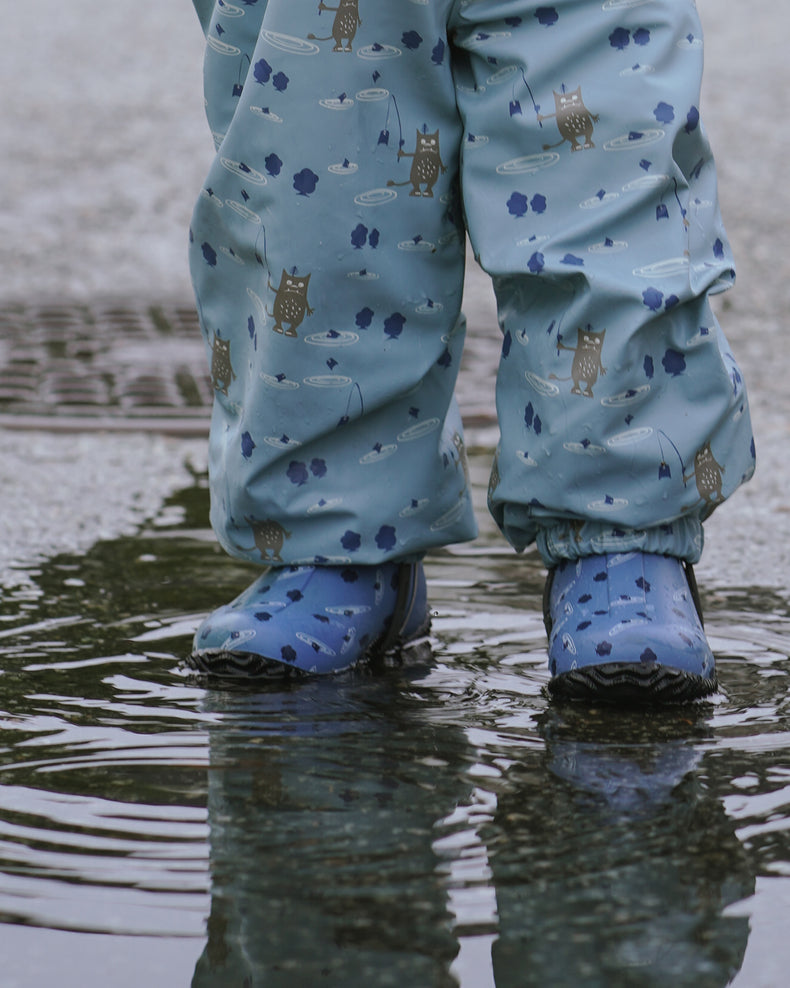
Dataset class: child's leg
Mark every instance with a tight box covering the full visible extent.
[188,1,472,673]
[450,0,754,697]
[452,0,753,563]
[190,1,475,571]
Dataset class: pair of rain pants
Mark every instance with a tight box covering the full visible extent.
[189,0,754,568]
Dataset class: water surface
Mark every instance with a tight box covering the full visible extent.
[0,469,788,987]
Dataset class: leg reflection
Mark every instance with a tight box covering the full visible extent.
[192,674,473,986]
[191,676,755,986]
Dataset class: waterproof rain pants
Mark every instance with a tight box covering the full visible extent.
[189,0,754,568]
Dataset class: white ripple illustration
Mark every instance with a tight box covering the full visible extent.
[221,158,267,184]
[397,419,441,442]
[564,441,607,456]
[225,200,261,224]
[360,444,398,464]
[319,97,354,111]
[207,36,240,57]
[606,427,653,448]
[249,106,283,124]
[487,65,518,86]
[600,385,651,407]
[525,372,560,397]
[587,496,629,511]
[622,174,669,192]
[633,258,689,279]
[307,498,343,515]
[304,330,359,347]
[261,373,299,390]
[329,162,359,175]
[354,188,398,207]
[357,44,401,60]
[303,375,353,388]
[430,499,469,531]
[264,435,302,450]
[263,32,320,55]
[356,88,390,102]
[496,151,560,175]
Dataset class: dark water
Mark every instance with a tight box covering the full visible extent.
[0,473,788,987]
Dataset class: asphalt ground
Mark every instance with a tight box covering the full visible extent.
[1,0,788,592]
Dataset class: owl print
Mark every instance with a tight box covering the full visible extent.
[388,129,447,197]
[557,327,607,397]
[268,270,314,337]
[307,0,361,52]
[246,517,292,562]
[686,442,724,506]
[539,87,599,152]
[209,332,237,396]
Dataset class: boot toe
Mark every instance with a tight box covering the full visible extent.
[189,562,430,678]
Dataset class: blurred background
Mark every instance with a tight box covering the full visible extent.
[1,0,788,588]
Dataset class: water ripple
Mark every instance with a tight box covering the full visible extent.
[0,474,787,983]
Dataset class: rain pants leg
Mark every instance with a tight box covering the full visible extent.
[189,0,754,570]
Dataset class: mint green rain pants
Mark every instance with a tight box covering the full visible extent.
[189,0,754,568]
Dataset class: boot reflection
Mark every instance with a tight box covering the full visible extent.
[191,673,466,987]
[486,703,754,988]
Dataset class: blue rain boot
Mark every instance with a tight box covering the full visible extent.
[189,562,431,678]
[544,552,716,702]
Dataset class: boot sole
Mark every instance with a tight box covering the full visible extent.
[548,661,717,704]
[186,626,433,681]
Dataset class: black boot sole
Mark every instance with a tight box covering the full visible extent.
[548,661,718,704]
[186,627,433,682]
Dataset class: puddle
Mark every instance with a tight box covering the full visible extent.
[0,465,789,987]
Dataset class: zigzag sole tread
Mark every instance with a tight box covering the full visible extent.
[548,662,717,703]
[186,631,433,681]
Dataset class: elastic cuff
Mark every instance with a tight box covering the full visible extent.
[535,517,704,568]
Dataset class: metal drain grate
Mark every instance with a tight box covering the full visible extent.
[0,300,499,435]
[0,302,213,435]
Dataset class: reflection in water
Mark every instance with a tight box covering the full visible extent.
[0,477,786,984]
[191,676,465,987]
[191,673,753,986]
[486,705,753,987]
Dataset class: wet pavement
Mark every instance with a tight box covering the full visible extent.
[0,477,788,986]
[1,0,789,985]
